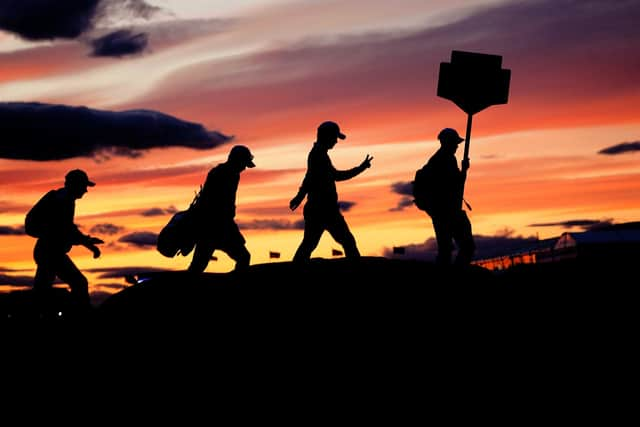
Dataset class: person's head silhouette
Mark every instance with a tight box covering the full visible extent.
[437,128,464,153]
[228,145,256,171]
[64,169,95,199]
[317,121,346,148]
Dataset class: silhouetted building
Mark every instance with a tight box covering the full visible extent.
[474,222,640,271]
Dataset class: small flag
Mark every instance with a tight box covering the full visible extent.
[269,251,281,259]
[210,255,218,261]
[332,249,343,256]
[393,246,405,255]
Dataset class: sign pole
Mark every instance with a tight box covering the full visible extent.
[461,112,473,202]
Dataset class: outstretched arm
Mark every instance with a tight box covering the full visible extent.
[334,154,373,181]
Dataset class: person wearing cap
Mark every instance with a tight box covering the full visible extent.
[25,169,104,315]
[420,128,475,266]
[289,121,373,262]
[187,145,255,273]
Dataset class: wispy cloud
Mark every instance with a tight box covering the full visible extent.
[598,141,640,155]
[88,265,170,279]
[0,273,33,286]
[90,29,147,57]
[140,206,178,217]
[389,181,415,211]
[0,225,25,235]
[89,223,125,235]
[338,201,356,212]
[238,219,304,230]
[529,219,615,231]
[383,230,539,261]
[118,231,157,248]
[0,102,233,161]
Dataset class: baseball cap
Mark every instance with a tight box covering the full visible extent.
[229,145,256,168]
[317,121,346,140]
[437,128,464,144]
[65,169,95,187]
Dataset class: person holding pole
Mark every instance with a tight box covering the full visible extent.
[416,127,475,266]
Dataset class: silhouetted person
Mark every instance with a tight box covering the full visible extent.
[418,128,475,266]
[290,121,373,262]
[26,169,104,316]
[188,145,255,273]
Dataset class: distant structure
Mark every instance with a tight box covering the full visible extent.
[474,222,640,271]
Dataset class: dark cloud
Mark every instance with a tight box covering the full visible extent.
[0,102,233,161]
[390,196,415,212]
[0,273,33,286]
[338,201,355,212]
[88,265,169,279]
[0,225,25,235]
[0,0,100,40]
[383,230,539,262]
[89,223,125,235]
[237,219,304,230]
[391,181,413,197]
[598,142,640,155]
[529,219,615,231]
[118,231,157,247]
[90,29,148,57]
[141,206,178,217]
[389,181,415,211]
[0,0,161,41]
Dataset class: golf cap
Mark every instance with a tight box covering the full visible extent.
[317,121,346,140]
[438,128,464,144]
[65,169,95,187]
[229,145,256,168]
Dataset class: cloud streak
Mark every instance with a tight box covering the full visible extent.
[0,102,233,161]
[598,141,640,155]
[237,219,304,230]
[528,219,615,231]
[383,230,539,262]
[118,231,157,248]
[90,29,148,57]
[0,225,25,235]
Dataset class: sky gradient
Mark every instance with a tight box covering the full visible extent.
[1,0,639,303]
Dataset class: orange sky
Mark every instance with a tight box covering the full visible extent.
[1,0,639,303]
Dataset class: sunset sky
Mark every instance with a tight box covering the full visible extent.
[1,0,639,303]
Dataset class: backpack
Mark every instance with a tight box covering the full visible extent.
[24,194,49,238]
[412,163,435,214]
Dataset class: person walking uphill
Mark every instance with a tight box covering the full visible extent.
[414,128,475,266]
[25,169,104,316]
[290,121,373,262]
[188,145,255,273]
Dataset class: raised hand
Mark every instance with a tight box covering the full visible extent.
[361,154,374,169]
[90,245,101,259]
[461,158,470,173]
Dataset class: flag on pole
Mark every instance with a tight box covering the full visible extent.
[269,251,281,259]
[332,249,343,256]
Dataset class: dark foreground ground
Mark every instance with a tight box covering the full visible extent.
[3,256,636,334]
[3,256,636,406]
